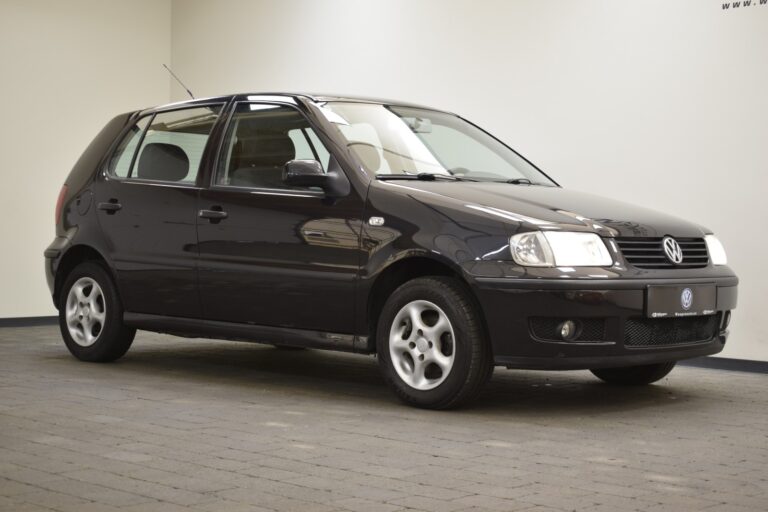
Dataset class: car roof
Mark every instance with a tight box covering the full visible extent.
[141,92,444,114]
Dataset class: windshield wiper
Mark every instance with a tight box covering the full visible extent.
[504,178,533,185]
[377,173,475,182]
[376,173,429,181]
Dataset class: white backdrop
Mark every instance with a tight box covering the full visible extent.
[169,0,767,361]
[0,0,171,315]
[1,0,765,361]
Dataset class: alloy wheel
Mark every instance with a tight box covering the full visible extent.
[388,300,456,390]
[65,277,106,347]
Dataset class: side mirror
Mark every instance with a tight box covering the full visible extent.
[283,159,326,187]
[283,157,351,198]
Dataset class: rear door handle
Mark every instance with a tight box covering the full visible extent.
[97,200,122,214]
[199,208,228,221]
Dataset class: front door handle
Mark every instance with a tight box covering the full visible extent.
[97,200,122,214]
[199,208,228,222]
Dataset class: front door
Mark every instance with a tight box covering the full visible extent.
[95,105,222,317]
[196,102,365,333]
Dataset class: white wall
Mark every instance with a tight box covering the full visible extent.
[1,0,765,362]
[0,0,171,316]
[170,0,767,361]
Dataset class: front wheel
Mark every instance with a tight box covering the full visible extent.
[376,277,493,409]
[590,362,676,385]
[58,262,136,362]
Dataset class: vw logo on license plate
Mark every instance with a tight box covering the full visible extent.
[681,287,693,310]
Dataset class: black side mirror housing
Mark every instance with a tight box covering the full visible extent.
[283,157,351,198]
[283,159,326,187]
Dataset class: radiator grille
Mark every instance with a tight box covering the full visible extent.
[530,317,607,342]
[615,237,709,269]
[624,314,720,347]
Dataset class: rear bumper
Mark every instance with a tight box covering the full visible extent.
[473,275,738,370]
[44,236,70,305]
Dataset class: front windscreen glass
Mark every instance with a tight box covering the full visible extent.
[318,102,555,185]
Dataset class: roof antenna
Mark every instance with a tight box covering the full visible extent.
[163,64,195,99]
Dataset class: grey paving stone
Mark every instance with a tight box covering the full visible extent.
[331,496,405,512]
[0,326,766,512]
[387,494,468,512]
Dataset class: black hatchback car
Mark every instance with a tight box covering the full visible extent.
[46,93,738,408]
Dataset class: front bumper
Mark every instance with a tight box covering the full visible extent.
[473,275,738,370]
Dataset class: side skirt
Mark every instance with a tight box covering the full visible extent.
[123,312,372,354]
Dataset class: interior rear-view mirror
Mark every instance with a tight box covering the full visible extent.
[403,117,432,133]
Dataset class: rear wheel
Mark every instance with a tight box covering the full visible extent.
[58,262,135,362]
[377,277,493,409]
[590,362,676,385]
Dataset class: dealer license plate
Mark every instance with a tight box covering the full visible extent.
[646,284,716,318]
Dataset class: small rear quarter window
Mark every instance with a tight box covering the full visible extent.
[108,105,222,183]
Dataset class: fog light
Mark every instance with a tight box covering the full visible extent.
[559,320,578,341]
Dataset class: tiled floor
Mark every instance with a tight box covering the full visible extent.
[0,325,766,511]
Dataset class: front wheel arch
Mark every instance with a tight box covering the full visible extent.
[364,256,490,356]
[376,276,494,408]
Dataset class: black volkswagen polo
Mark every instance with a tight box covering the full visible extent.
[45,93,738,408]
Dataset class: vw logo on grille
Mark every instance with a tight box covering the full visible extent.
[662,236,684,264]
[681,288,693,310]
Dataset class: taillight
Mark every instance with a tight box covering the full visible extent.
[55,184,68,225]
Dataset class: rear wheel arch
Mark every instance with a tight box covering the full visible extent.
[54,245,115,307]
[58,260,136,362]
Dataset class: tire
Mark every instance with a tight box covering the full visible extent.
[376,277,493,409]
[58,261,136,362]
[590,362,676,385]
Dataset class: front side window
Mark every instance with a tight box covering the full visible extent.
[108,106,221,183]
[318,102,555,185]
[215,103,329,190]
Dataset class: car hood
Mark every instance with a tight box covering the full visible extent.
[379,181,708,238]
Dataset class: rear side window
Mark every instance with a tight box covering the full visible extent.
[108,106,222,183]
[109,116,150,178]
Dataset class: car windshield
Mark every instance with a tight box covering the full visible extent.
[318,102,555,185]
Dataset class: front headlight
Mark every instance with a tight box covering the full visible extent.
[705,234,727,265]
[510,231,613,267]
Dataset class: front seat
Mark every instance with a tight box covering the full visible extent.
[229,132,296,189]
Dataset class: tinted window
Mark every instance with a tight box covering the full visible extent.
[109,116,150,178]
[288,128,331,170]
[108,106,221,183]
[215,103,329,189]
[320,103,555,185]
[417,124,512,177]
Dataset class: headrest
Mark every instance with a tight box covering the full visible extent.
[137,143,189,181]
[349,142,381,173]
[236,133,295,168]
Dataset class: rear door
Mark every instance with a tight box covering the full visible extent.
[94,105,223,317]
[196,102,365,333]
